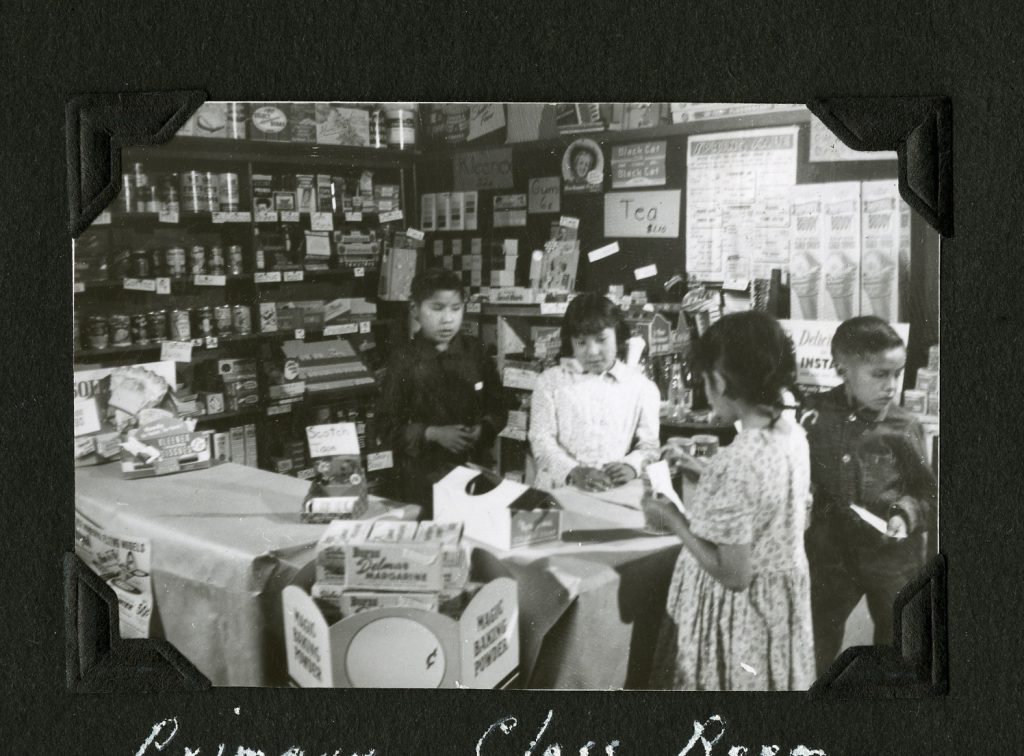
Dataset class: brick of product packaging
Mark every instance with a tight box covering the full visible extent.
[223,379,259,396]
[226,394,259,411]
[200,392,225,416]
[315,104,370,147]
[218,359,258,381]
[315,521,374,582]
[367,520,420,542]
[181,102,228,138]
[339,591,440,617]
[251,174,274,212]
[414,521,465,544]
[470,270,483,287]
[344,541,445,593]
[244,424,258,467]
[272,457,294,474]
[296,467,316,481]
[229,426,245,464]
[213,432,230,462]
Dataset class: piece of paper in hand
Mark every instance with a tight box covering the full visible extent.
[849,503,889,535]
[646,460,686,515]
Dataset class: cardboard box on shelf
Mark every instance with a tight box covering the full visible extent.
[244,424,258,467]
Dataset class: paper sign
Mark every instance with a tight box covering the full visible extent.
[304,232,332,258]
[74,397,102,437]
[205,336,219,349]
[306,423,361,458]
[604,190,681,238]
[366,450,394,472]
[559,216,580,229]
[453,148,514,191]
[281,211,301,223]
[151,277,170,295]
[191,338,204,348]
[123,278,157,292]
[354,267,365,278]
[345,212,364,222]
[406,227,425,241]
[311,212,334,231]
[157,340,190,363]
[158,208,179,224]
[610,140,667,188]
[294,329,306,340]
[254,271,282,284]
[528,177,561,214]
[358,321,371,334]
[646,459,686,514]
[588,242,620,262]
[284,270,304,282]
[193,274,226,287]
[256,209,279,223]
[634,264,658,280]
[467,103,506,141]
[93,211,111,225]
[379,209,404,223]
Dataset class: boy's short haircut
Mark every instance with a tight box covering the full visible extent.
[560,292,630,358]
[831,316,906,362]
[410,268,465,304]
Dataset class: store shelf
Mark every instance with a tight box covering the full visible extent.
[476,303,567,318]
[74,333,262,362]
[194,407,263,424]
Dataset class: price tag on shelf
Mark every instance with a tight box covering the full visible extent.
[254,271,282,284]
[93,211,112,226]
[213,211,251,224]
[194,274,227,287]
[73,281,85,294]
[191,338,205,348]
[306,423,361,458]
[406,227,425,241]
[294,329,306,341]
[559,215,580,229]
[466,302,482,314]
[123,278,157,292]
[323,324,347,337]
[379,209,404,224]
[283,270,304,282]
[211,212,227,224]
[280,211,301,223]
[205,336,219,349]
[366,450,394,472]
[588,241,619,262]
[267,404,292,416]
[158,208,179,224]
[354,267,365,278]
[540,301,570,315]
[358,321,371,334]
[634,264,658,280]
[155,277,171,295]
[311,212,334,231]
[345,211,363,223]
[255,209,279,223]
[160,340,193,363]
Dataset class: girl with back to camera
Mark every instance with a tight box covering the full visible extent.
[647,311,815,691]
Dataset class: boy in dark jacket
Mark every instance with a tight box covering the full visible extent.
[801,316,937,676]
[376,269,507,515]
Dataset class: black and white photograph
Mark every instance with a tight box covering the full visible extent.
[69,100,941,693]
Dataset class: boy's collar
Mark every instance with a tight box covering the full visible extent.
[413,331,463,355]
[833,384,891,422]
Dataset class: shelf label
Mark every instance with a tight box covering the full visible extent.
[345,211,363,223]
[358,321,371,334]
[254,271,282,284]
[73,281,85,294]
[379,209,404,223]
[406,227,425,241]
[294,329,306,340]
[306,423,361,458]
[559,215,580,229]
[540,301,570,315]
[311,212,334,231]
[366,450,394,472]
[212,211,252,224]
[123,278,157,292]
[588,241,620,262]
[324,322,358,336]
[255,210,279,223]
[280,211,301,223]
[205,336,219,349]
[155,277,171,295]
[283,270,304,282]
[634,264,658,280]
[194,274,227,287]
[267,404,292,416]
[354,267,365,278]
[158,208,179,224]
[160,340,193,363]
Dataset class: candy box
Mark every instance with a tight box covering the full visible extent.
[119,416,213,478]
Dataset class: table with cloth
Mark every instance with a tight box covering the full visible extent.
[75,463,685,689]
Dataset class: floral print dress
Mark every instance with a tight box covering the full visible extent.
[650,419,816,691]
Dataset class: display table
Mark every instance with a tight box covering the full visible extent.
[74,462,419,686]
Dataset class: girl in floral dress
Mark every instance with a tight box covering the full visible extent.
[648,311,815,691]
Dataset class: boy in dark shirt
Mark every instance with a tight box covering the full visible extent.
[377,269,507,514]
[801,317,937,675]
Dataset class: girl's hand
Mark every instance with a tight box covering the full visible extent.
[674,453,709,481]
[568,466,613,492]
[643,494,687,527]
[886,515,908,540]
[602,462,636,486]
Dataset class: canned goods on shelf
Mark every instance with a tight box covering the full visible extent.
[194,306,214,337]
[150,248,167,278]
[108,314,131,347]
[166,247,186,279]
[232,304,251,335]
[214,305,233,336]
[226,103,248,140]
[181,171,205,213]
[147,310,169,341]
[218,172,239,212]
[190,246,207,275]
[170,309,192,341]
[131,313,151,345]
[87,315,110,350]
[135,185,153,213]
[131,163,149,188]
[207,245,225,275]
[228,245,244,275]
[109,248,132,279]
[131,249,151,278]
[118,174,135,214]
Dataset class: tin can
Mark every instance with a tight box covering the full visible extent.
[87,315,110,350]
[203,171,220,213]
[131,163,149,188]
[161,175,180,214]
[131,249,151,278]
[73,311,81,352]
[692,434,720,458]
[207,245,225,275]
[227,245,244,275]
[118,174,135,213]
[145,186,161,213]
[384,104,417,149]
[231,304,252,335]
[131,313,151,345]
[150,248,167,278]
[181,171,205,213]
[135,185,152,213]
[108,314,131,346]
[170,309,192,340]
[368,108,387,148]
[214,305,233,336]
[166,247,186,279]
[109,248,132,279]
[194,306,214,337]
[218,172,239,212]
[147,310,168,341]
[190,246,207,275]
[226,102,247,140]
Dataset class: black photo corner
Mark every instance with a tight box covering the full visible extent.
[6,3,1024,755]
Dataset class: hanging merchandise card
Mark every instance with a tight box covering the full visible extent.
[493,194,528,228]
[686,127,799,280]
[860,180,902,322]
[819,182,862,321]
[449,192,465,231]
[789,184,827,320]
[464,191,479,231]
[436,193,450,231]
[421,193,436,231]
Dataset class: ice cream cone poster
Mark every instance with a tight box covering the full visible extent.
[860,180,903,321]
[789,185,826,320]
[820,182,862,321]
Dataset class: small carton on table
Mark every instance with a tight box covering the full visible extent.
[433,466,562,550]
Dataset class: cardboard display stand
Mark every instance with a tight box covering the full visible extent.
[283,560,519,689]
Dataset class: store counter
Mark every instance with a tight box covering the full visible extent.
[74,462,418,687]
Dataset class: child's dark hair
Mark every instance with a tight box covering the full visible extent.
[692,311,797,412]
[560,292,630,359]
[410,268,465,305]
[831,316,906,362]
